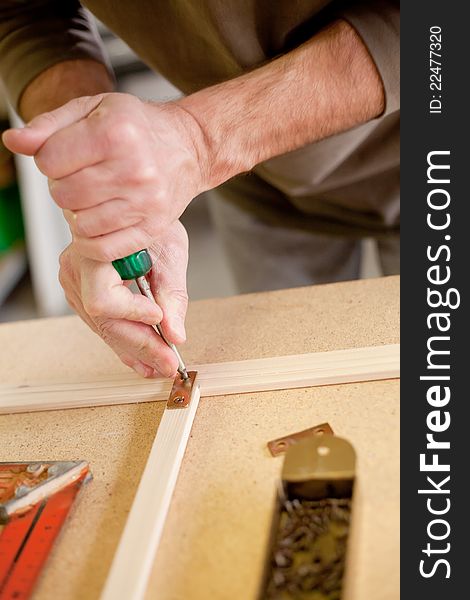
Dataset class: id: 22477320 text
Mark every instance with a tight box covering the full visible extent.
[429,25,443,114]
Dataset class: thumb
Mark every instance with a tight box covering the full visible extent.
[1,94,105,156]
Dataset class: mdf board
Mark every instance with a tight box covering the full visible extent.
[0,276,400,600]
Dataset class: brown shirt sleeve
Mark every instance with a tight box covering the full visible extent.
[340,0,400,116]
[0,0,112,111]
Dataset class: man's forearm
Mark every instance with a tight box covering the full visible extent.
[19,59,114,122]
[177,19,385,189]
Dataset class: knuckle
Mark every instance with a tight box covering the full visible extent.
[73,216,92,238]
[136,336,152,354]
[58,248,71,271]
[152,185,167,205]
[96,318,118,343]
[135,162,159,185]
[58,250,75,285]
[50,183,70,208]
[106,119,140,148]
[33,111,58,130]
[111,93,140,112]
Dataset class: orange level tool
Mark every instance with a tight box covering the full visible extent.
[0,461,91,599]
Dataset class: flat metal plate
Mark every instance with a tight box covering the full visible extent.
[267,423,334,457]
[0,461,91,523]
[166,371,198,409]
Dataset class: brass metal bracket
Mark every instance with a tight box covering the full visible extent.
[267,422,334,457]
[166,371,198,409]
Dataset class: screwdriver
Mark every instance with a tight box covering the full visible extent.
[112,249,189,380]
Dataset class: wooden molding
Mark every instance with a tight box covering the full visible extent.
[0,344,399,415]
[100,385,201,600]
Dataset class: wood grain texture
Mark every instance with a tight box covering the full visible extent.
[0,344,399,414]
[0,276,400,600]
[101,386,201,600]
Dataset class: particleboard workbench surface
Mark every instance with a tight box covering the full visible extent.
[0,276,400,600]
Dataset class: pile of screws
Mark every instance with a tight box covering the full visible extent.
[264,497,351,600]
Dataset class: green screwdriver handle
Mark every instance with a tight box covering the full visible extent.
[112,249,153,280]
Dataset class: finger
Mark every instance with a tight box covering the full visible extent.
[63,275,160,378]
[73,296,161,378]
[80,259,163,325]
[73,226,156,262]
[49,161,126,210]
[1,95,105,156]
[94,318,178,378]
[151,222,189,344]
[58,248,96,330]
[34,117,110,179]
[117,352,157,378]
[63,199,143,238]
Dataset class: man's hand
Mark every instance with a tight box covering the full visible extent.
[2,20,384,266]
[59,220,189,378]
[2,93,208,262]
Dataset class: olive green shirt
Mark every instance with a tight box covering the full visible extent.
[0,1,400,237]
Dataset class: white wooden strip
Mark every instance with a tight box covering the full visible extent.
[0,344,399,414]
[100,385,201,600]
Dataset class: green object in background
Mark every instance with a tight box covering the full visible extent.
[0,182,24,254]
[112,249,152,280]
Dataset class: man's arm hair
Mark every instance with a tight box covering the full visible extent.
[177,19,385,189]
[5,13,387,186]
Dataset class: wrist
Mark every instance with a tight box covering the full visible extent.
[152,99,215,194]
[19,59,114,122]
[175,90,252,191]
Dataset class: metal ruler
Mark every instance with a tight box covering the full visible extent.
[0,461,91,599]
